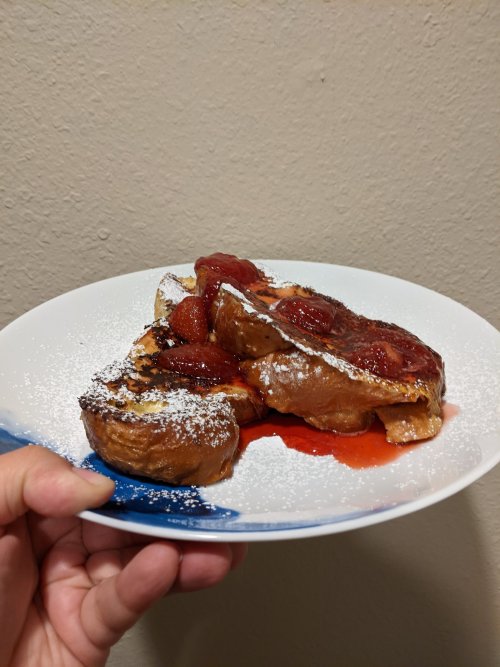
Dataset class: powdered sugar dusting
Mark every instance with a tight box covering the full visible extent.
[203,412,482,517]
[255,262,294,289]
[221,282,369,382]
[251,349,308,390]
[81,365,235,446]
[157,272,190,305]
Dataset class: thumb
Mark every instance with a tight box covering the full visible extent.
[0,445,114,525]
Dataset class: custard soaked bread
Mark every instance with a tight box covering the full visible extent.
[213,285,444,442]
[79,290,266,485]
[158,253,445,444]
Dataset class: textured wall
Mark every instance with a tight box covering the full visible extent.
[1,0,499,328]
[1,1,499,666]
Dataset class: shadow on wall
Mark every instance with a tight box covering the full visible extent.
[141,489,497,667]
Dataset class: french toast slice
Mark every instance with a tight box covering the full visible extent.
[154,272,195,320]
[79,317,267,486]
[212,273,445,443]
[155,253,445,444]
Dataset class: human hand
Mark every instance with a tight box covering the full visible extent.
[0,446,247,667]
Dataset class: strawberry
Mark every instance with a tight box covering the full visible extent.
[169,296,208,344]
[158,343,239,382]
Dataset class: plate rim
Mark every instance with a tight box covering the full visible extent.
[1,260,499,542]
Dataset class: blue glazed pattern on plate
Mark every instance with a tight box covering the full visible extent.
[0,425,401,533]
[83,453,240,529]
[0,426,32,453]
[83,454,398,533]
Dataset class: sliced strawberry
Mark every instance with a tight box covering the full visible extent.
[169,296,208,344]
[157,343,240,382]
[196,269,242,315]
[346,341,403,378]
[194,252,261,285]
[275,295,336,335]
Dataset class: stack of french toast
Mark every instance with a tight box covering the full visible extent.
[79,253,445,486]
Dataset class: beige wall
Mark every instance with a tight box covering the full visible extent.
[2,1,499,665]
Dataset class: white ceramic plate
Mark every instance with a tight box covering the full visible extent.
[0,261,499,542]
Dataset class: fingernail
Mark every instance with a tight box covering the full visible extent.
[73,466,112,487]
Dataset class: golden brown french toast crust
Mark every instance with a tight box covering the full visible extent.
[79,315,268,484]
[216,283,444,386]
[212,283,444,442]
[79,356,241,485]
